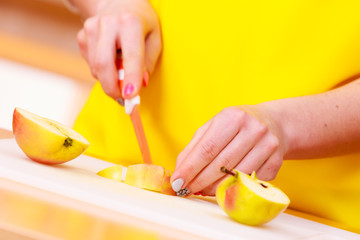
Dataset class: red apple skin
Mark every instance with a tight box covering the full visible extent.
[224,184,238,211]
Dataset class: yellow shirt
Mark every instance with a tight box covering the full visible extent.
[74,0,360,233]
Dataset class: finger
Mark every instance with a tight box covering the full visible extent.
[200,177,226,197]
[171,108,242,192]
[118,16,145,99]
[256,151,283,181]
[144,30,162,74]
[175,118,213,169]
[93,17,120,99]
[83,17,100,78]
[184,124,264,194]
[77,29,89,62]
[234,133,279,175]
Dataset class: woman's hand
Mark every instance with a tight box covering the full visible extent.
[170,105,286,196]
[75,0,161,99]
[171,78,360,197]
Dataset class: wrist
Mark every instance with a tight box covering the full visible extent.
[256,100,293,159]
[65,0,108,18]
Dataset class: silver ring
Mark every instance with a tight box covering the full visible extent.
[176,188,190,197]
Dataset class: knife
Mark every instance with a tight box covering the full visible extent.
[116,51,152,164]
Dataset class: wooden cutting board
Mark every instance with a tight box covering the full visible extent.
[0,138,358,240]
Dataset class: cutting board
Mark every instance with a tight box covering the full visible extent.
[0,139,358,240]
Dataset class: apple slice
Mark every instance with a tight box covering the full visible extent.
[97,164,175,195]
[216,168,290,226]
[97,165,124,182]
[12,107,90,164]
[125,164,165,192]
[161,169,175,195]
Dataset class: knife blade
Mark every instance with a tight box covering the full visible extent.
[129,105,152,164]
[116,51,152,164]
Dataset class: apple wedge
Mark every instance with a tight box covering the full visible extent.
[97,165,124,182]
[97,164,175,195]
[216,168,290,226]
[12,107,90,164]
[125,164,175,195]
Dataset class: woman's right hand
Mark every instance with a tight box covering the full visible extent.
[76,0,162,100]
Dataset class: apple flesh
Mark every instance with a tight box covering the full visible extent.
[125,164,175,195]
[97,165,124,182]
[97,164,175,195]
[216,168,290,226]
[12,107,90,164]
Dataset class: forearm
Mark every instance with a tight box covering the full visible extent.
[260,78,360,159]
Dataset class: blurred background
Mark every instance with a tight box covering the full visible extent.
[0,0,80,52]
[0,0,95,137]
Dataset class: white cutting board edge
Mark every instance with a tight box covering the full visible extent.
[0,139,358,240]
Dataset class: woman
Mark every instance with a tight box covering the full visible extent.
[66,0,360,232]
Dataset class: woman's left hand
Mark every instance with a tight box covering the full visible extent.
[170,105,286,196]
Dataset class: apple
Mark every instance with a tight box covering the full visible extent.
[97,165,124,182]
[125,164,163,191]
[216,167,290,226]
[160,169,175,195]
[12,107,90,164]
[125,164,175,195]
[97,164,175,195]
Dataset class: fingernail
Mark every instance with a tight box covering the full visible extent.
[142,71,149,87]
[177,188,190,197]
[171,178,184,192]
[124,84,134,97]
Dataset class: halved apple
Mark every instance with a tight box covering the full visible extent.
[216,168,290,226]
[97,164,175,195]
[12,107,90,164]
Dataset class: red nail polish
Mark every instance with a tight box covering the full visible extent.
[116,58,123,70]
[194,191,207,196]
[196,191,207,196]
[143,71,149,87]
[124,84,134,96]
